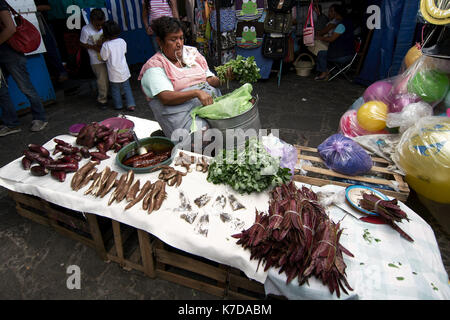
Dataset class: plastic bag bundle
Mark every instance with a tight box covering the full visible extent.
[386,101,433,133]
[341,54,449,137]
[339,110,388,138]
[190,83,253,132]
[393,116,450,203]
[261,134,297,177]
[318,134,373,176]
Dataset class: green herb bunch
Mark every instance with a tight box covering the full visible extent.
[207,139,291,194]
[215,55,261,87]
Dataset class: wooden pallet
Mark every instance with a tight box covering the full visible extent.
[227,268,266,300]
[153,238,228,298]
[104,220,156,278]
[293,145,410,202]
[9,191,107,260]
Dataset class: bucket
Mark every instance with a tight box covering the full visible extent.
[205,95,261,151]
[294,53,315,77]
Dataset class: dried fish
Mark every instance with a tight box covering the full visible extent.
[228,194,246,211]
[213,195,227,210]
[180,210,198,224]
[194,194,211,208]
[220,212,232,223]
[178,191,192,211]
[195,214,209,237]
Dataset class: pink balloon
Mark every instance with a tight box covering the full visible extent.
[363,81,393,105]
[389,93,422,113]
[339,110,388,138]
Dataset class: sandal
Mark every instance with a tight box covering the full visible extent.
[126,106,135,111]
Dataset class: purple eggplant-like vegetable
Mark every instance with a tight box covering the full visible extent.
[45,162,78,172]
[22,157,32,170]
[30,165,49,176]
[90,152,109,160]
[28,144,50,158]
[51,170,67,182]
[23,150,53,167]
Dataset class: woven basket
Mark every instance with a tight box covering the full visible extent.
[294,53,315,77]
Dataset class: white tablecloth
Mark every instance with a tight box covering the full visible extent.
[0,116,268,283]
[265,184,450,300]
[1,115,449,299]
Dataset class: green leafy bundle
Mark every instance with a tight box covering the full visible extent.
[215,55,261,86]
[207,139,291,194]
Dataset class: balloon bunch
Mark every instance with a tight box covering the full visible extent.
[339,55,449,138]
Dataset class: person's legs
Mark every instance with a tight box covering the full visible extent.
[110,82,123,110]
[0,46,48,126]
[42,22,68,81]
[121,79,136,110]
[315,50,329,80]
[91,63,109,104]
[0,76,21,135]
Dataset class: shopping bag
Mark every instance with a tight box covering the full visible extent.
[303,2,315,47]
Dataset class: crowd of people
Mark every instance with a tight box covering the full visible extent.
[0,0,356,139]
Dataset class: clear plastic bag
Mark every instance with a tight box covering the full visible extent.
[339,110,388,138]
[318,133,373,176]
[386,101,434,133]
[393,116,450,203]
[261,134,297,177]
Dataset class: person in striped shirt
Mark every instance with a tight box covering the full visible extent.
[142,0,179,52]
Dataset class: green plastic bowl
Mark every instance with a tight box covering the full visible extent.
[116,136,177,173]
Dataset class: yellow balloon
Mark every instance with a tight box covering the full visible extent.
[394,118,450,203]
[404,45,422,69]
[357,101,388,132]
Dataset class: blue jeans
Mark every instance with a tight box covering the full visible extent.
[0,44,47,127]
[316,50,353,73]
[110,79,136,110]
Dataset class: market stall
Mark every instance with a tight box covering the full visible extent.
[0,114,448,300]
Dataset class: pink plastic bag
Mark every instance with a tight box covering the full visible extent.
[303,2,315,47]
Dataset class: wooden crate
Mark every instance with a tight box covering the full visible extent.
[103,220,156,278]
[153,238,228,298]
[293,145,410,202]
[227,268,266,300]
[8,191,108,260]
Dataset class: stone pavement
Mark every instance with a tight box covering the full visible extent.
[0,67,448,299]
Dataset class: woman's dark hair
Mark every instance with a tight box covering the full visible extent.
[333,5,348,18]
[102,20,121,40]
[151,16,184,41]
[90,8,105,22]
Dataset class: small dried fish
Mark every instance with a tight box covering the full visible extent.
[180,210,198,224]
[195,214,209,237]
[194,194,211,208]
[220,212,232,223]
[228,194,245,211]
[213,195,227,210]
[178,191,192,211]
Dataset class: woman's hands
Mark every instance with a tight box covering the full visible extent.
[196,90,214,106]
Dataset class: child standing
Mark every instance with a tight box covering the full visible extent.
[80,9,108,108]
[100,20,136,111]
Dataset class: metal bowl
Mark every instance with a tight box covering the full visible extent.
[116,137,177,173]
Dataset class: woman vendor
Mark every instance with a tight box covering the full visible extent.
[313,5,355,81]
[138,16,229,144]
